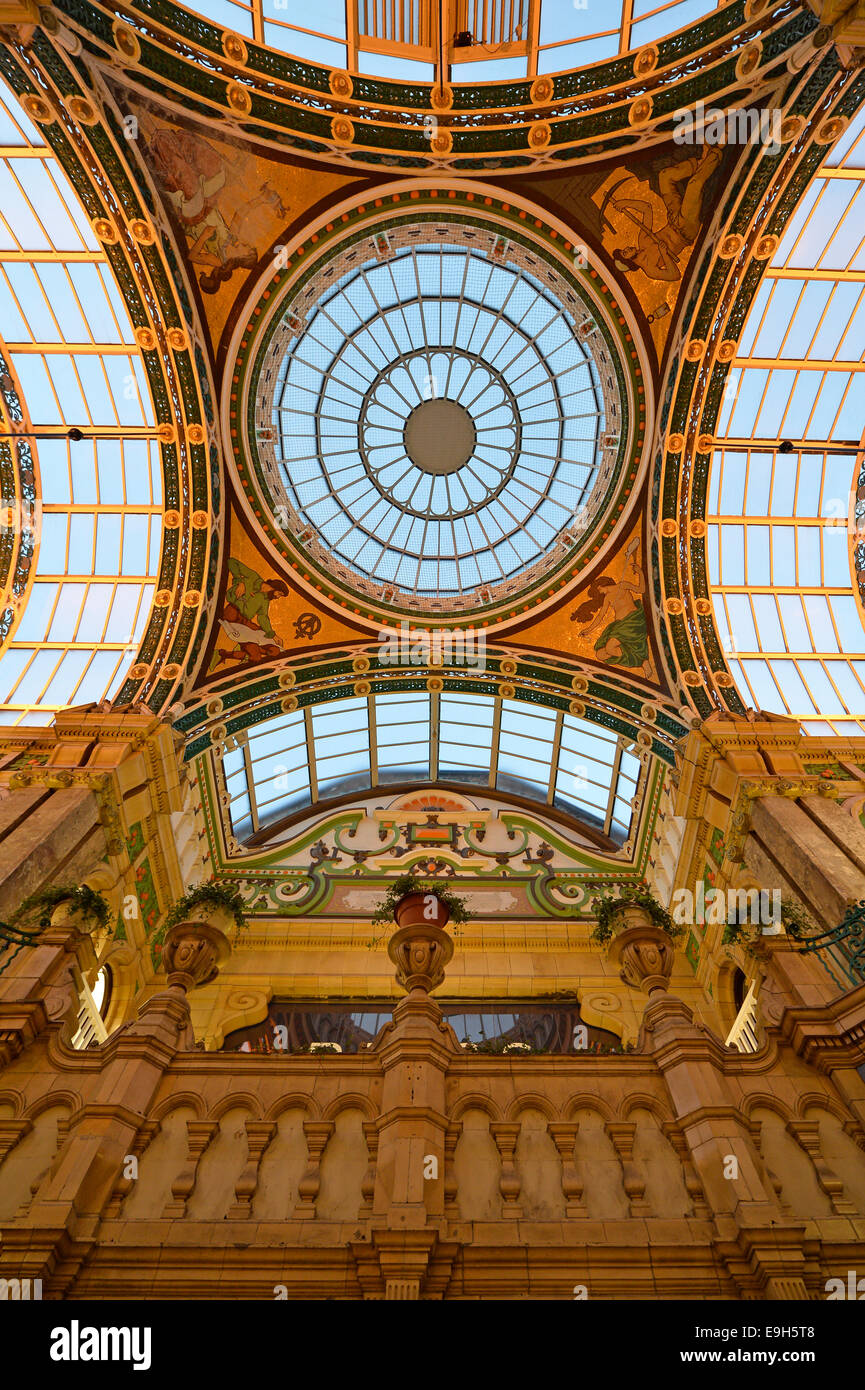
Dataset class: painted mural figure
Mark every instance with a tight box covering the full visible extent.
[217,558,289,667]
[142,119,287,292]
[570,538,652,677]
[608,146,723,283]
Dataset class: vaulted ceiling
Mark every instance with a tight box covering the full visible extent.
[0,0,862,851]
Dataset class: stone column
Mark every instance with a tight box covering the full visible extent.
[356,916,462,1297]
[371,919,459,1228]
[610,907,807,1297]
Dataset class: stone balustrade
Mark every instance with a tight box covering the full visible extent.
[1,906,864,1299]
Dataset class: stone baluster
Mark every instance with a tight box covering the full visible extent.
[663,1123,711,1219]
[443,1121,462,1219]
[489,1122,522,1218]
[547,1122,585,1217]
[746,1120,791,1216]
[359,1121,378,1218]
[606,1122,650,1215]
[228,1120,277,1218]
[295,1121,334,1219]
[105,1119,159,1219]
[788,1120,858,1215]
[162,1121,218,1218]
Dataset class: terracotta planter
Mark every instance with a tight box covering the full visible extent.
[393,891,451,931]
[387,922,454,994]
[161,920,231,992]
[608,922,675,997]
[186,902,238,936]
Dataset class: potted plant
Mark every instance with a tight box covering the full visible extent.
[162,882,247,938]
[722,897,816,949]
[371,873,470,931]
[589,882,683,945]
[590,883,684,998]
[5,883,111,936]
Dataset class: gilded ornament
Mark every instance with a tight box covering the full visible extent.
[227,83,252,115]
[112,21,141,62]
[530,75,554,105]
[129,219,155,244]
[719,234,743,259]
[328,70,353,99]
[817,117,847,145]
[21,94,53,123]
[222,32,248,64]
[735,43,761,80]
[633,45,658,77]
[431,128,454,155]
[67,96,97,125]
[92,217,117,243]
[331,116,354,145]
[430,84,453,112]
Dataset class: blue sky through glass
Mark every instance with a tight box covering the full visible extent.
[707,107,865,733]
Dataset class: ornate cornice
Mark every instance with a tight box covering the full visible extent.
[29,0,823,174]
[727,775,841,859]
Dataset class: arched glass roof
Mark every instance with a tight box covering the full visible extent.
[708,107,865,735]
[218,690,642,844]
[0,77,162,726]
[169,0,720,83]
[262,230,613,603]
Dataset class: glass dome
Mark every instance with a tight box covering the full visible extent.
[254,221,622,610]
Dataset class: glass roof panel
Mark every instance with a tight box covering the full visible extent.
[220,691,643,844]
[0,77,162,726]
[708,120,865,731]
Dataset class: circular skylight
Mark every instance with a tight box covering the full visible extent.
[255,223,622,610]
